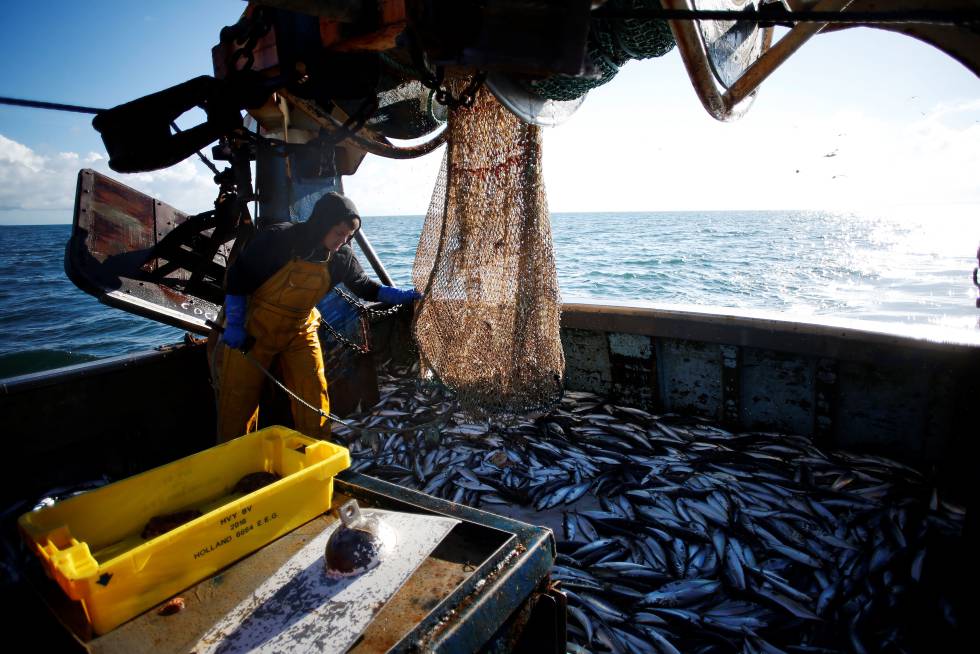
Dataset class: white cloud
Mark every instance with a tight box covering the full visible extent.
[0,136,45,173]
[0,134,218,220]
[0,135,103,211]
[121,159,218,213]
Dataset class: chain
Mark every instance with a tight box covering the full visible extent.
[319,312,372,355]
[317,287,410,354]
[234,347,452,440]
[334,286,404,320]
[417,65,487,110]
[437,69,487,109]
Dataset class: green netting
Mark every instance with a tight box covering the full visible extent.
[532,0,676,102]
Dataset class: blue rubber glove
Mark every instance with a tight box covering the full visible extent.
[222,294,247,350]
[377,286,422,305]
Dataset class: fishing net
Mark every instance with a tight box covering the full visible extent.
[531,0,675,102]
[412,86,564,416]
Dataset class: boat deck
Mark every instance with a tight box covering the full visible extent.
[19,475,558,653]
[332,365,966,653]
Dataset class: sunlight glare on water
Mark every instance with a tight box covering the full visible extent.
[532,206,979,331]
[1,206,977,376]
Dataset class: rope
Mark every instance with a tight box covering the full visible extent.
[0,91,447,161]
[169,121,221,176]
[0,96,104,114]
[231,345,451,438]
[0,96,223,175]
[236,348,348,426]
[590,6,980,26]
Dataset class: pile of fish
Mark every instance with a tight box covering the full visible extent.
[332,366,966,653]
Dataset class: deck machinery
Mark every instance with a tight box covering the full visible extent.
[2,1,979,652]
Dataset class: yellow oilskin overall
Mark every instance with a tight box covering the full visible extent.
[217,257,331,442]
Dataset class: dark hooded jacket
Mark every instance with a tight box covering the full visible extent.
[224,193,381,300]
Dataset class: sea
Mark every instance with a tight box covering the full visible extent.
[1,208,978,378]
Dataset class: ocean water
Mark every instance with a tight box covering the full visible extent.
[1,208,978,377]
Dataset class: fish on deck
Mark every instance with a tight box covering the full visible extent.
[331,364,966,653]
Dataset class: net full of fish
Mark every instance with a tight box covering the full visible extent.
[332,364,966,654]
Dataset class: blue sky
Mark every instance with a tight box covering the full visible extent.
[1,1,978,224]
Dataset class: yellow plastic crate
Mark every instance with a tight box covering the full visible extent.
[18,426,350,635]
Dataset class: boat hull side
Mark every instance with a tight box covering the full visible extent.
[560,302,980,489]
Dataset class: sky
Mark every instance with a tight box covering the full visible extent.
[0,1,978,225]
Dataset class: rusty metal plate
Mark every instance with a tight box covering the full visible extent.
[66,169,222,334]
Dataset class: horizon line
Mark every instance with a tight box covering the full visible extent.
[3,203,978,226]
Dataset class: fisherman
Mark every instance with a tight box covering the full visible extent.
[214,192,420,442]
